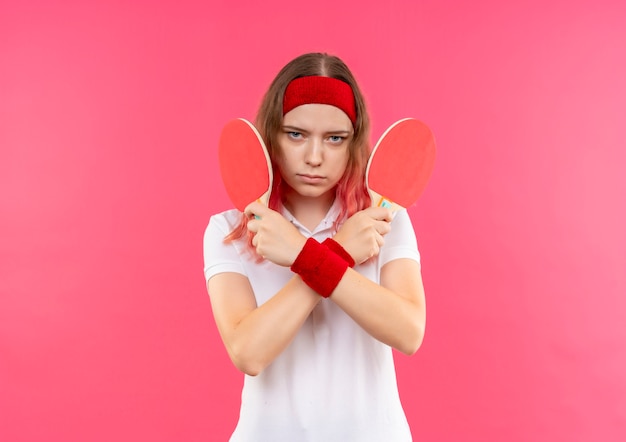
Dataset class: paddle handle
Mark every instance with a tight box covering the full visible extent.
[253,189,271,219]
[369,189,403,213]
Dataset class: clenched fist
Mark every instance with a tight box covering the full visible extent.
[331,207,392,265]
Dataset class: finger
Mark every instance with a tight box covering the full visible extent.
[377,207,393,222]
[365,206,393,222]
[244,201,267,219]
[247,217,260,234]
[376,231,386,248]
[375,220,392,236]
[369,240,381,260]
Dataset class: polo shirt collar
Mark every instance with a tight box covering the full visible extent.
[280,198,343,235]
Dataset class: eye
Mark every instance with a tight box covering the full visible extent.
[287,131,302,140]
[327,135,345,144]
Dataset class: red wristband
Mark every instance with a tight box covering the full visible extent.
[291,238,349,298]
[322,238,355,268]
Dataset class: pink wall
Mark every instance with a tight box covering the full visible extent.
[1,1,625,440]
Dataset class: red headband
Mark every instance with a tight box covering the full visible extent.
[283,76,357,125]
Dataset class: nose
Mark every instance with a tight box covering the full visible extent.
[304,137,323,166]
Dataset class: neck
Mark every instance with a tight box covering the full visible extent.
[282,188,336,231]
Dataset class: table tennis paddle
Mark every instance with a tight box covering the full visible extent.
[218,118,273,212]
[366,118,436,212]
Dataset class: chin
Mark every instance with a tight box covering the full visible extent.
[284,180,338,201]
[297,189,326,198]
[302,187,337,200]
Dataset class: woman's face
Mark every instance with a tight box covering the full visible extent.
[276,103,352,201]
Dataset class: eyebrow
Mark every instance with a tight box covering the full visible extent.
[282,125,352,136]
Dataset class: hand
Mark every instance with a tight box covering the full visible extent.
[332,207,392,265]
[244,202,307,267]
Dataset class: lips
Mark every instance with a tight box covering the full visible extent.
[298,174,325,184]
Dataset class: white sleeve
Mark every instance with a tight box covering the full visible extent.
[203,213,247,282]
[378,209,421,266]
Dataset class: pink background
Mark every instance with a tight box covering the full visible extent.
[2,0,625,440]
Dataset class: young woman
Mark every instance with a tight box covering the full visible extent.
[203,53,426,441]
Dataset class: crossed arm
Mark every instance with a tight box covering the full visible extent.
[207,204,426,376]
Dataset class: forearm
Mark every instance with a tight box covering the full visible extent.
[329,260,426,355]
[219,276,320,376]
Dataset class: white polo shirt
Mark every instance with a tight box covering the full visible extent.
[203,201,420,441]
